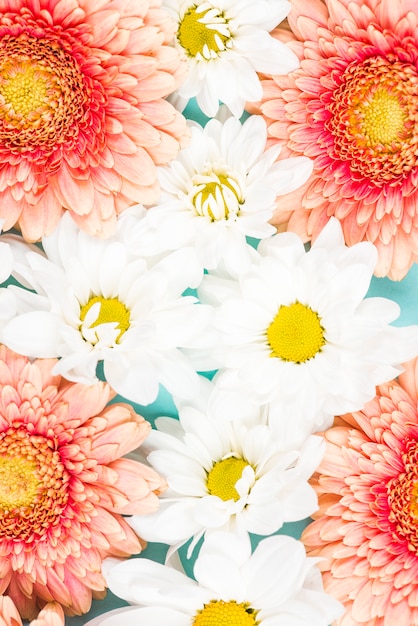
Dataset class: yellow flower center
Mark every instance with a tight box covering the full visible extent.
[0,427,70,541]
[177,4,231,60]
[360,88,407,146]
[327,57,418,185]
[386,441,418,550]
[266,302,326,363]
[0,33,92,156]
[79,296,131,343]
[191,171,243,220]
[0,456,39,509]
[0,62,47,117]
[193,600,258,626]
[206,457,249,501]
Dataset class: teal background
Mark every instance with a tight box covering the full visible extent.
[44,99,418,622]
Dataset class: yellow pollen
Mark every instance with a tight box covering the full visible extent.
[206,457,249,501]
[0,63,47,116]
[267,301,326,363]
[80,295,131,343]
[361,88,407,146]
[0,456,40,509]
[193,600,259,626]
[192,172,242,220]
[177,5,231,59]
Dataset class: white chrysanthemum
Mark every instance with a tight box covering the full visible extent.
[164,0,299,117]
[198,218,418,432]
[87,532,343,626]
[128,376,323,552]
[126,113,312,274]
[0,212,214,406]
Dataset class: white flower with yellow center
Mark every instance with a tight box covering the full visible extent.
[128,113,312,274]
[89,532,343,626]
[198,218,418,433]
[165,0,299,117]
[0,212,214,406]
[128,376,323,552]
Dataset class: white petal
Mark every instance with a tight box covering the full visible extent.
[2,311,61,357]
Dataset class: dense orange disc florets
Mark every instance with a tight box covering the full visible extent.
[0,346,165,620]
[0,0,188,241]
[253,0,418,279]
[302,356,418,625]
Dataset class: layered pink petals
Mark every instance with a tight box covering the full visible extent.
[251,0,418,279]
[302,356,418,625]
[0,346,165,619]
[0,0,188,241]
[0,596,64,626]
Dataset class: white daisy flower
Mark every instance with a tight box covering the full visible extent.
[87,532,343,626]
[197,217,418,431]
[0,212,215,406]
[126,113,312,274]
[128,376,323,553]
[164,0,299,117]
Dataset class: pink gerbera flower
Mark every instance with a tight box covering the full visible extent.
[0,345,165,620]
[0,0,188,241]
[0,596,64,626]
[251,0,418,279]
[302,356,418,625]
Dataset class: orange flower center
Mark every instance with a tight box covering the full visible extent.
[193,600,259,625]
[0,62,47,117]
[326,56,418,185]
[0,33,94,157]
[0,426,70,541]
[387,440,418,550]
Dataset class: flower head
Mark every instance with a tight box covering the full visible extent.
[302,356,418,626]
[0,345,165,619]
[1,210,214,406]
[89,532,343,626]
[130,111,312,274]
[198,217,418,443]
[0,597,64,626]
[164,0,299,117]
[251,0,418,279]
[129,376,323,551]
[0,0,188,241]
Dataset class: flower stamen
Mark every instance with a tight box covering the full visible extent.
[193,600,259,625]
[326,57,418,185]
[206,457,249,501]
[177,4,232,60]
[79,295,131,343]
[0,63,47,117]
[387,441,418,550]
[0,427,70,541]
[267,301,326,362]
[360,88,407,146]
[190,171,243,220]
[0,456,39,509]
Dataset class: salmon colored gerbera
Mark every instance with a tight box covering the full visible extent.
[251,0,418,279]
[0,345,165,620]
[0,0,188,241]
[0,596,64,626]
[302,356,418,626]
